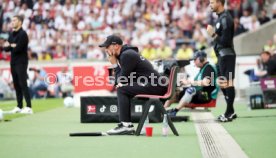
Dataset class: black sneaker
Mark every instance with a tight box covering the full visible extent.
[228,113,237,120]
[106,123,135,135]
[217,114,232,122]
[166,108,178,117]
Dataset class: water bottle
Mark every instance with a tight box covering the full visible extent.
[256,96,262,108]
[140,115,149,135]
[162,114,169,136]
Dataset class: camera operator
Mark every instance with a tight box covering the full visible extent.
[29,67,48,99]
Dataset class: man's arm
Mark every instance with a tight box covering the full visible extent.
[182,66,213,87]
[255,70,267,77]
[3,41,11,51]
[200,66,214,86]
[266,60,276,76]
[12,31,28,54]
[114,66,122,85]
[119,51,139,77]
[3,34,12,52]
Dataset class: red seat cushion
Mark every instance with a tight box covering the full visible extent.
[134,66,177,100]
[187,99,217,108]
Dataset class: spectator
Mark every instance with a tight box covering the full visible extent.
[54,67,74,98]
[28,48,38,60]
[228,0,242,17]
[18,3,32,19]
[240,10,253,30]
[176,44,193,60]
[256,51,276,77]
[53,45,67,60]
[242,0,259,15]
[273,34,276,55]
[195,35,208,51]
[156,42,172,59]
[38,51,52,61]
[32,9,44,27]
[62,0,75,18]
[193,22,208,42]
[258,9,270,25]
[263,40,276,53]
[87,45,105,60]
[0,69,15,99]
[272,1,276,19]
[234,17,247,36]
[177,13,193,39]
[33,0,50,12]
[29,67,48,99]
[141,43,157,60]
[248,15,260,31]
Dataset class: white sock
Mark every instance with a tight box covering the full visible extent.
[180,87,196,104]
[122,122,132,127]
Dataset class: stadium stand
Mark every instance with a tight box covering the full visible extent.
[0,0,275,62]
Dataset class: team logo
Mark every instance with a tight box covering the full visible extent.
[135,105,143,113]
[100,105,106,113]
[216,22,220,29]
[87,105,96,114]
[140,56,145,61]
[110,105,118,113]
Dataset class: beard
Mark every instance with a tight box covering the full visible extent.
[12,24,19,30]
[210,6,218,12]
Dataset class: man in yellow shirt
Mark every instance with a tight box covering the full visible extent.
[156,42,172,59]
[176,44,193,60]
[141,43,157,60]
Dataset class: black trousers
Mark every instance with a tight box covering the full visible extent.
[11,64,31,108]
[117,83,167,122]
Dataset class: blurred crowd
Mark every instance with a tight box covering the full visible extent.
[0,0,276,62]
[0,65,74,100]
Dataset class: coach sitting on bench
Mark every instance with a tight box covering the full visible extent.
[165,51,219,116]
[99,35,167,135]
[255,51,276,78]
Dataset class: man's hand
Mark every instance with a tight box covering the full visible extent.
[255,70,267,77]
[34,71,40,77]
[116,83,124,88]
[3,41,10,47]
[10,43,16,48]
[108,54,117,65]
[207,25,215,37]
[180,79,190,85]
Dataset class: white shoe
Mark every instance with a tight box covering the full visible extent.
[20,107,33,114]
[106,123,135,135]
[10,107,22,114]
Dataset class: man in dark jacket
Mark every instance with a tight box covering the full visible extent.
[3,15,32,114]
[99,35,167,135]
[256,51,276,77]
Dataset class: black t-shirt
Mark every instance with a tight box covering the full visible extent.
[259,17,270,25]
[214,10,235,54]
[4,28,29,65]
[266,57,276,76]
[200,63,216,97]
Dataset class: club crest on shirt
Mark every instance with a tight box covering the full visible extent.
[216,22,220,29]
[140,56,145,61]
